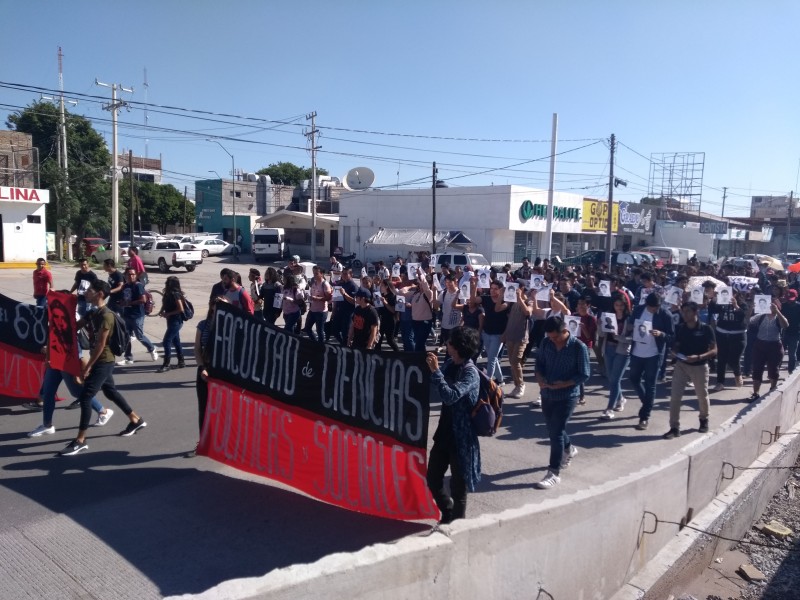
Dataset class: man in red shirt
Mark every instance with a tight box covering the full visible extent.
[33,258,52,308]
[127,247,147,285]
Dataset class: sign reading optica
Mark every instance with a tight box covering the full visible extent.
[520,200,580,222]
[582,199,618,232]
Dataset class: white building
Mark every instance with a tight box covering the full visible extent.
[0,186,49,263]
[338,185,584,265]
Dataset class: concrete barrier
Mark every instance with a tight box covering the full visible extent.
[175,371,800,600]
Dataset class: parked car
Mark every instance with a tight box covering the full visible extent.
[92,241,131,264]
[429,252,491,272]
[557,250,651,267]
[133,230,163,241]
[193,238,234,258]
[137,240,203,273]
[73,237,108,259]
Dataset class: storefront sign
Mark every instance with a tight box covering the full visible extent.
[582,199,618,232]
[699,221,728,235]
[618,202,653,234]
[520,200,580,222]
[0,187,50,203]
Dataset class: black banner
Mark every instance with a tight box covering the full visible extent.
[0,293,47,355]
[207,303,431,449]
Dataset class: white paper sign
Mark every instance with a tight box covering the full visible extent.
[598,280,611,297]
[374,294,384,308]
[600,312,617,333]
[531,274,544,290]
[633,318,654,347]
[716,286,732,305]
[665,286,684,306]
[395,296,406,312]
[433,276,443,291]
[361,267,368,278]
[535,284,552,302]
[273,293,284,309]
[689,286,704,304]
[392,263,401,278]
[496,272,507,285]
[565,315,581,336]
[407,263,419,280]
[504,282,519,303]
[477,269,491,289]
[754,294,771,314]
[332,286,343,301]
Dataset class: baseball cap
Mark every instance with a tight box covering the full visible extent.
[355,287,372,301]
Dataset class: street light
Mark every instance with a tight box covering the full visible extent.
[207,140,236,252]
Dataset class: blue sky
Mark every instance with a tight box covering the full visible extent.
[3,1,798,216]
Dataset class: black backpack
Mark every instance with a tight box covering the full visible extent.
[101,307,130,357]
[182,295,195,321]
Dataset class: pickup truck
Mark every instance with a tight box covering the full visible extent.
[137,240,203,273]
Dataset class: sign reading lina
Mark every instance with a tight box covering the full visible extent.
[0,187,50,203]
[520,200,580,222]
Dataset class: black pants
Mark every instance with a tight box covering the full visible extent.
[377,316,400,351]
[716,332,745,385]
[78,361,133,431]
[196,366,208,433]
[426,441,467,522]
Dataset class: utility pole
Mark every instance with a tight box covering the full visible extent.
[97,78,133,264]
[543,113,558,260]
[306,112,319,262]
[605,134,616,261]
[208,140,235,253]
[787,191,794,258]
[128,150,135,244]
[432,162,438,255]
[717,186,727,259]
[183,186,188,234]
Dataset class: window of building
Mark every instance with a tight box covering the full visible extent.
[285,228,325,246]
[235,191,241,198]
[247,191,254,198]
[27,214,41,224]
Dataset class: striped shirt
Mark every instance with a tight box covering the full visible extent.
[536,333,590,401]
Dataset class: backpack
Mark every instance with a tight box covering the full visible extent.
[468,365,504,436]
[101,307,130,357]
[182,295,195,321]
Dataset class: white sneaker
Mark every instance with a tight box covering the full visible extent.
[561,445,578,469]
[534,470,561,489]
[150,349,159,361]
[94,408,114,427]
[516,384,526,398]
[600,410,614,421]
[531,395,542,407]
[613,396,627,412]
[117,359,134,366]
[711,383,725,392]
[507,384,526,399]
[28,424,55,437]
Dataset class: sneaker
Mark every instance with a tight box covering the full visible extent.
[22,401,44,411]
[578,397,587,405]
[176,360,186,369]
[531,395,542,408]
[65,400,81,410]
[599,410,614,421]
[662,428,681,439]
[561,445,578,469]
[711,383,725,392]
[117,359,134,366]
[534,470,561,489]
[94,408,114,427]
[156,364,171,373]
[120,418,147,437]
[150,349,159,361]
[698,419,709,433]
[613,397,627,412]
[748,392,760,403]
[635,419,649,431]
[734,376,743,387]
[28,424,55,437]
[59,439,88,456]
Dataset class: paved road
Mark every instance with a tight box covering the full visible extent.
[0,257,781,599]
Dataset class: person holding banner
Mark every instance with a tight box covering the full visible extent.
[599,298,631,420]
[281,274,305,334]
[749,298,788,401]
[708,291,747,390]
[70,259,98,318]
[426,326,482,524]
[58,280,147,456]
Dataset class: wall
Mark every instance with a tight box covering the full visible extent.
[0,188,48,262]
[180,371,800,600]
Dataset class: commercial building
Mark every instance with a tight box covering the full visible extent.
[0,186,49,263]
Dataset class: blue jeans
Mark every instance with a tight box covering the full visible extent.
[784,331,800,373]
[412,319,433,352]
[541,395,578,474]
[77,297,88,318]
[41,366,102,426]
[283,311,301,333]
[399,318,415,352]
[35,295,47,308]
[628,353,662,421]
[163,316,184,361]
[332,308,353,344]
[305,311,328,342]
[124,314,156,360]
[482,332,503,383]
[605,350,630,411]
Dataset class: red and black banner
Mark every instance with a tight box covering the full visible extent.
[198,302,438,521]
[0,292,47,401]
[45,291,81,377]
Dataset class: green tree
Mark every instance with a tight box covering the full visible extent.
[6,101,111,243]
[120,181,194,235]
[257,162,328,186]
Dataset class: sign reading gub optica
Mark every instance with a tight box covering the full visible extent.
[199,303,437,521]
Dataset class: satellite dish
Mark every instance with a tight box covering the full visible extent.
[342,167,375,190]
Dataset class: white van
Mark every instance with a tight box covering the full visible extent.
[641,247,679,266]
[252,227,286,262]
[676,248,697,264]
[430,252,490,272]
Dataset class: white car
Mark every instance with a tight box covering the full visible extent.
[193,238,232,257]
[92,241,131,264]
